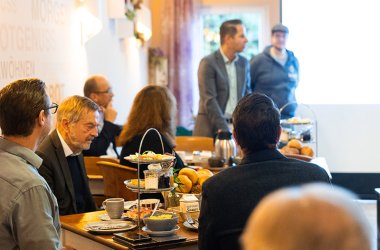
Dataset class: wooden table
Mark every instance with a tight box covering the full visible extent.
[60,211,198,250]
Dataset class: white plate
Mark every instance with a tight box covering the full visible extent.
[98,213,128,221]
[142,225,180,237]
[124,180,178,193]
[84,221,136,234]
[125,180,145,189]
[124,155,176,164]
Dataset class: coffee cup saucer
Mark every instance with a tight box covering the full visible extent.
[98,213,127,221]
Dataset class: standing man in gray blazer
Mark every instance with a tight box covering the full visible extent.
[194,19,251,137]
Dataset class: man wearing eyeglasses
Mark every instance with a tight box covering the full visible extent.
[83,75,122,157]
[37,96,100,215]
[0,78,61,249]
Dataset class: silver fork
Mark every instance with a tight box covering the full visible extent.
[185,213,199,229]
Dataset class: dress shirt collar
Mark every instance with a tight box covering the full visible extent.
[56,130,79,157]
[0,136,42,168]
[220,48,238,64]
[240,148,286,165]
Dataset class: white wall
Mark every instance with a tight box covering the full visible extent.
[0,0,148,125]
[84,0,148,124]
[311,104,380,173]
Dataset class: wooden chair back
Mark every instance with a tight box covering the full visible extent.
[97,161,138,201]
[175,136,214,152]
[84,156,118,177]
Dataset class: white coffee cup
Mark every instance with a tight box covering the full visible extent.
[102,198,124,219]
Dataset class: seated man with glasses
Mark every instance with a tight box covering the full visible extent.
[83,75,122,157]
[37,95,101,215]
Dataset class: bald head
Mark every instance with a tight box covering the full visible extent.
[84,75,113,108]
[241,184,373,250]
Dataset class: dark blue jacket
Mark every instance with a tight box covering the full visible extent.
[250,46,299,118]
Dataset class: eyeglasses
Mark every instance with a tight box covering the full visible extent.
[93,88,112,94]
[46,103,59,114]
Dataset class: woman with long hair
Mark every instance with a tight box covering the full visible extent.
[119,85,184,178]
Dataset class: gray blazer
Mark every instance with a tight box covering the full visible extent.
[193,50,251,137]
[36,130,96,215]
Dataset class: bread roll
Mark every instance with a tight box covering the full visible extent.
[281,146,300,155]
[301,146,314,157]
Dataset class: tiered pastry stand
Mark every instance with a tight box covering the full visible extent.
[124,128,177,229]
[279,102,318,156]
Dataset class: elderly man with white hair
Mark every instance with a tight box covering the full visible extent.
[241,183,373,250]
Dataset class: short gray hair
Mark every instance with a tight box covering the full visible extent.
[241,183,373,250]
[57,95,100,124]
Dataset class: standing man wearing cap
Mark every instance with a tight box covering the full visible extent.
[194,19,251,137]
[250,24,299,118]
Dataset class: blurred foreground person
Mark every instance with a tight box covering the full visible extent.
[0,78,61,249]
[241,183,373,250]
[37,96,100,215]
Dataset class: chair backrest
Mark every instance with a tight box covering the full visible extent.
[84,156,118,176]
[97,161,138,201]
[175,136,214,152]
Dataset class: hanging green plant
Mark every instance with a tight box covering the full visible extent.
[125,0,143,21]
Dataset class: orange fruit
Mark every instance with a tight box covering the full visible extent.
[179,168,199,184]
[197,169,214,178]
[175,175,192,193]
[198,175,210,187]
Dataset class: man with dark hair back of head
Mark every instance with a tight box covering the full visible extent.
[194,19,251,137]
[0,78,61,249]
[241,183,373,250]
[83,75,121,157]
[198,93,331,250]
[37,95,100,215]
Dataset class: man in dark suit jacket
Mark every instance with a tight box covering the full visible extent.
[198,93,331,250]
[83,75,121,157]
[37,96,100,215]
[194,19,251,137]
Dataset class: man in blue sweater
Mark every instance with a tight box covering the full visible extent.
[250,24,299,118]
